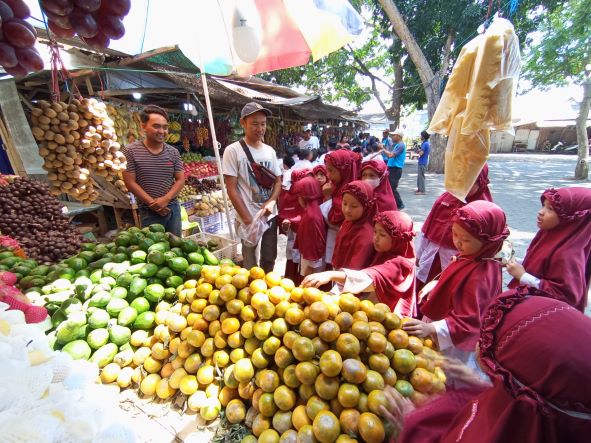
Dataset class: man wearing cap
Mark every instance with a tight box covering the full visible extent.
[298,128,319,151]
[222,102,283,272]
[382,129,406,209]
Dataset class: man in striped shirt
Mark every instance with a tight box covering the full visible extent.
[123,105,185,236]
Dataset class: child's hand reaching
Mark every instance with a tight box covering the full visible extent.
[506,259,525,279]
[403,319,436,339]
[301,271,333,288]
[379,386,416,436]
[281,219,291,231]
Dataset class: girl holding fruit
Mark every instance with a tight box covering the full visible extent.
[506,187,591,312]
[323,150,362,267]
[289,176,328,277]
[331,180,377,271]
[385,287,591,443]
[403,200,509,371]
[302,210,417,317]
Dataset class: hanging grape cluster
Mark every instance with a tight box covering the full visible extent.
[0,0,44,76]
[40,0,131,49]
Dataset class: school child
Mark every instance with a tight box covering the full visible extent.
[323,150,362,266]
[331,180,376,270]
[289,176,327,276]
[415,164,493,290]
[361,160,398,211]
[506,187,591,312]
[312,164,331,201]
[278,169,312,283]
[404,200,509,369]
[302,210,417,317]
[388,287,591,443]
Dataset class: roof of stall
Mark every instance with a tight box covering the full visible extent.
[5,34,356,122]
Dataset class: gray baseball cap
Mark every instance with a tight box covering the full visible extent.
[241,102,272,119]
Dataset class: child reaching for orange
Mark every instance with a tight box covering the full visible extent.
[331,180,376,270]
[404,200,509,369]
[289,176,327,276]
[302,210,417,317]
[506,187,591,312]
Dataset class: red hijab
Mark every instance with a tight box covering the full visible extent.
[278,168,312,231]
[331,180,376,270]
[442,288,591,443]
[291,177,327,261]
[420,200,509,351]
[508,187,591,312]
[361,160,397,211]
[421,164,493,249]
[365,211,416,314]
[325,150,362,226]
[312,164,328,183]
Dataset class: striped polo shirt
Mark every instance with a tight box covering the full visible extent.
[124,141,183,208]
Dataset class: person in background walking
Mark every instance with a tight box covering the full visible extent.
[382,129,406,209]
[416,130,431,195]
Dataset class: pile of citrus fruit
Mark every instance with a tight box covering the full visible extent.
[101,264,446,443]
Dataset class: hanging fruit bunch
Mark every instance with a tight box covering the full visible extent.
[30,98,127,205]
[0,0,45,76]
[166,120,181,144]
[39,0,131,49]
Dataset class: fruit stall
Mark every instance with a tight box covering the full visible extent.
[1,218,446,443]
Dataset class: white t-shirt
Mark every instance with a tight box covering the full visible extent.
[362,152,385,163]
[293,159,313,170]
[222,140,282,222]
[299,136,319,151]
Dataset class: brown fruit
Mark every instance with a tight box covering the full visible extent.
[257,369,280,393]
[335,334,360,358]
[295,361,319,385]
[337,383,360,408]
[388,329,409,349]
[318,320,340,342]
[367,332,388,353]
[259,392,278,417]
[368,353,391,374]
[408,336,424,354]
[393,349,417,374]
[339,409,360,435]
[300,319,318,338]
[226,398,246,423]
[292,337,316,361]
[367,389,388,416]
[308,301,330,323]
[334,312,353,333]
[351,320,371,340]
[363,370,385,393]
[306,395,330,420]
[274,385,296,411]
[314,374,339,400]
[338,293,360,313]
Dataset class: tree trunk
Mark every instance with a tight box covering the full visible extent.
[575,77,590,180]
[378,0,449,171]
[386,59,403,130]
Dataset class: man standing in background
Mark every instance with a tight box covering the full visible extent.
[123,105,184,236]
[382,129,406,209]
[416,130,430,195]
[299,128,319,151]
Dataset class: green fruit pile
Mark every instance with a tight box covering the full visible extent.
[27,224,227,367]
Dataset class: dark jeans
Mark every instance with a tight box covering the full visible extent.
[239,216,278,273]
[417,164,427,192]
[388,166,404,208]
[140,202,182,237]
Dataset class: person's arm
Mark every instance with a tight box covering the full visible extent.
[122,171,154,206]
[262,175,282,216]
[383,143,403,158]
[301,270,346,288]
[224,175,253,225]
[153,171,185,208]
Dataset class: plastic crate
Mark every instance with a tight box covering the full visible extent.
[188,212,223,233]
[186,232,239,262]
[180,200,196,211]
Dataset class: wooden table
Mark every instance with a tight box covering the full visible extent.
[62,201,108,236]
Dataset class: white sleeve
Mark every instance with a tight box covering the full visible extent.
[520,272,541,289]
[282,169,293,189]
[270,149,282,176]
[432,319,454,351]
[222,145,239,177]
[342,269,374,294]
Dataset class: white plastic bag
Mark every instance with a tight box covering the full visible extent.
[238,209,269,247]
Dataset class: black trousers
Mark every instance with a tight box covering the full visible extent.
[388,166,404,208]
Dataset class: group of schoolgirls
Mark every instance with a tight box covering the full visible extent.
[279,149,591,380]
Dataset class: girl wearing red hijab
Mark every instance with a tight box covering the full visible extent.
[331,180,377,271]
[312,164,331,201]
[416,164,493,290]
[388,286,591,443]
[290,176,327,276]
[302,210,417,317]
[278,168,312,282]
[507,187,591,312]
[404,200,509,369]
[323,150,362,266]
[361,160,398,211]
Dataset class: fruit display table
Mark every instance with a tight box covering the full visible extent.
[63,201,109,236]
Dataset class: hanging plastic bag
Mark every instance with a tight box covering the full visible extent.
[237,209,269,247]
[444,112,490,202]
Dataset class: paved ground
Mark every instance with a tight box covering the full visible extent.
[274,153,591,312]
